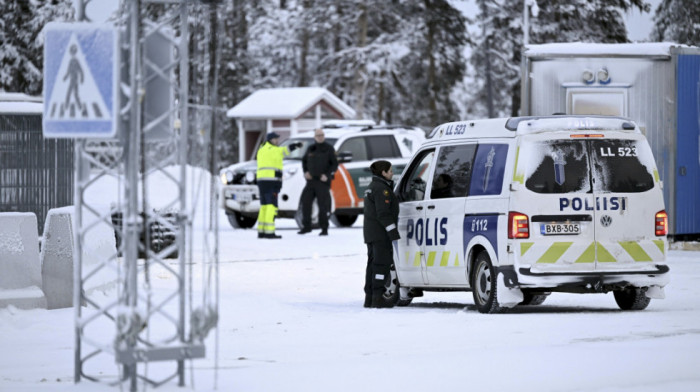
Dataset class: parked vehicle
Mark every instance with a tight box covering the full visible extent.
[390,115,669,313]
[220,123,426,229]
[521,43,700,240]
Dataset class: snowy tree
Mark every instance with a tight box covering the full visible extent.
[401,0,469,127]
[241,0,467,128]
[651,0,700,46]
[216,0,262,166]
[465,0,649,118]
[0,0,73,94]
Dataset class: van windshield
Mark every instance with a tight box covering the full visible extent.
[524,139,655,194]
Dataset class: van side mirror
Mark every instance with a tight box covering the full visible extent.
[338,151,353,163]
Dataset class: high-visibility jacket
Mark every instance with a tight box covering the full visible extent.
[256,142,289,181]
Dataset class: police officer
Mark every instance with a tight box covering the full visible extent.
[256,132,301,239]
[298,128,338,236]
[363,160,400,308]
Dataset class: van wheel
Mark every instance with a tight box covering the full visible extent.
[471,251,502,314]
[613,287,651,310]
[394,275,413,308]
[227,211,256,229]
[519,293,548,306]
[384,264,412,307]
[330,213,358,227]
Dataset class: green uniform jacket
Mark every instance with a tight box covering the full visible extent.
[363,175,400,244]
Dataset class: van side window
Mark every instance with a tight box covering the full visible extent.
[367,135,401,158]
[399,149,435,202]
[338,137,368,161]
[525,140,591,194]
[431,144,476,199]
[468,144,509,196]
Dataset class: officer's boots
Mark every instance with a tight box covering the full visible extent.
[371,293,394,308]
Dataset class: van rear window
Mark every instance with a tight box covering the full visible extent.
[524,139,655,194]
[525,141,591,194]
[590,140,654,193]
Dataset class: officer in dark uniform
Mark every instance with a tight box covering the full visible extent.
[363,160,400,308]
[298,128,338,236]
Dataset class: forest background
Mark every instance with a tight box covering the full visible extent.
[1,0,698,167]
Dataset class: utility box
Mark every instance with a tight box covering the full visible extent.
[521,43,700,239]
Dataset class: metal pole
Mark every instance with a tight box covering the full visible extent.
[208,5,221,387]
[73,0,87,384]
[125,1,142,390]
[76,0,87,22]
[523,0,530,46]
[73,141,84,383]
[177,0,190,385]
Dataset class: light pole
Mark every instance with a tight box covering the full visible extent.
[523,0,539,46]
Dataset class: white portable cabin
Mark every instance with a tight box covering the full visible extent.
[521,43,700,239]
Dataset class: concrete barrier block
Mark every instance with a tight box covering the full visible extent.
[41,207,118,309]
[40,208,75,309]
[0,213,42,289]
[0,212,46,309]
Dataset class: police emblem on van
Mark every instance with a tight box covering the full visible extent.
[483,147,496,191]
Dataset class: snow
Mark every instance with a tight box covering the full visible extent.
[524,42,692,57]
[0,101,44,114]
[226,87,356,119]
[1,169,700,391]
[0,287,45,300]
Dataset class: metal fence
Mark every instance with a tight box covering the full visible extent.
[0,113,74,234]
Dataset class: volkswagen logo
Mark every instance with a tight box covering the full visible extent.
[600,215,612,227]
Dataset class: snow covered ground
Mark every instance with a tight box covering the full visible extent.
[1,213,700,391]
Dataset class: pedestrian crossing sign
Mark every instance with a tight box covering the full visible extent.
[43,23,119,138]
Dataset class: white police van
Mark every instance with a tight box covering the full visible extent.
[391,115,669,313]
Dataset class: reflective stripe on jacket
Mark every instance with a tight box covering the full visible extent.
[256,142,289,180]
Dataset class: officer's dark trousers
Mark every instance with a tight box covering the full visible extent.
[364,239,392,298]
[300,179,331,230]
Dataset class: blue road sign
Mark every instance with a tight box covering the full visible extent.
[43,23,119,138]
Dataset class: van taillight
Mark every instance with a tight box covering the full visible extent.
[655,210,668,236]
[508,212,529,239]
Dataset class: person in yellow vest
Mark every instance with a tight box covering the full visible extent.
[256,132,301,239]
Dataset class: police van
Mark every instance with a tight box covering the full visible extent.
[391,115,669,313]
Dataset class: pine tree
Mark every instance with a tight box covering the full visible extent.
[0,0,73,94]
[651,0,700,46]
[403,0,469,127]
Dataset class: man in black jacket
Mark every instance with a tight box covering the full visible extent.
[298,128,338,236]
[363,160,400,308]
